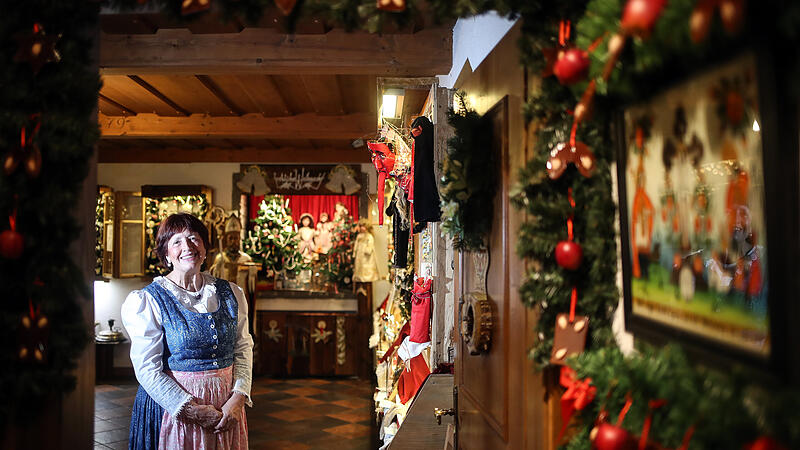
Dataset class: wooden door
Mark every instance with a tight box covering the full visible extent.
[454,96,519,449]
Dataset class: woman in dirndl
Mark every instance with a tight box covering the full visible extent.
[122,213,254,449]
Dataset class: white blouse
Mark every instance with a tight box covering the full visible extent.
[121,273,254,417]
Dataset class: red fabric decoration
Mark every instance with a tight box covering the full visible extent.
[409,277,432,343]
[249,194,359,225]
[397,352,430,404]
[559,366,597,441]
[368,142,396,226]
[378,322,410,364]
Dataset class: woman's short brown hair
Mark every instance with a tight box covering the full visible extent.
[155,213,210,267]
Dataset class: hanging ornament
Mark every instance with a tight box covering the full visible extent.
[274,0,298,16]
[181,0,211,15]
[13,23,61,74]
[546,141,596,179]
[621,0,667,38]
[554,48,591,85]
[592,423,635,450]
[18,299,50,364]
[1,210,24,260]
[551,312,589,363]
[377,0,406,12]
[744,437,789,450]
[690,0,745,43]
[555,241,583,270]
[4,114,42,178]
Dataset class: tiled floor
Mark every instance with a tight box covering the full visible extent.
[94,377,376,450]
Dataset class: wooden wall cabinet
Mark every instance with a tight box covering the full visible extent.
[256,311,359,377]
[98,186,115,278]
[113,191,145,278]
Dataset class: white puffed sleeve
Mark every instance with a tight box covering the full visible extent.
[229,282,255,407]
[121,289,194,417]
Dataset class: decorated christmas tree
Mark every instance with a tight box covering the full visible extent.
[244,195,305,275]
[321,212,357,290]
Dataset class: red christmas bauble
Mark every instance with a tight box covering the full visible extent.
[592,423,634,450]
[555,240,583,270]
[744,436,789,450]
[0,229,24,259]
[621,0,667,38]
[553,49,590,85]
[719,0,745,34]
[689,2,713,43]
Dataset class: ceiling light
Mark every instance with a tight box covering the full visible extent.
[382,94,398,118]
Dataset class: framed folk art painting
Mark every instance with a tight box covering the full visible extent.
[616,49,799,374]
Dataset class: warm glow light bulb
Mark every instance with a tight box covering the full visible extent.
[382,94,397,118]
[752,119,760,132]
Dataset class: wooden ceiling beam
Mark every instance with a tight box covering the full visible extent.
[195,75,244,115]
[99,112,376,140]
[98,146,370,163]
[128,75,190,116]
[99,28,452,75]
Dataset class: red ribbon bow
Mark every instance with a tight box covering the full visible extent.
[559,366,597,441]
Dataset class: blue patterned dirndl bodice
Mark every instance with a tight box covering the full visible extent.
[129,277,238,450]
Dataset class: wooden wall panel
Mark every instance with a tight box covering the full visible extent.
[309,315,336,376]
[257,312,288,377]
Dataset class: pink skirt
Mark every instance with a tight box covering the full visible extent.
[159,366,248,450]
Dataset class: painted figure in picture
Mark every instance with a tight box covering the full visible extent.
[122,213,253,450]
[315,211,334,254]
[297,213,316,260]
[706,205,764,309]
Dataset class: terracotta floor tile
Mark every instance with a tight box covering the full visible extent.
[331,398,371,410]
[284,386,329,396]
[322,423,371,439]
[96,376,374,447]
[285,378,333,386]
[94,429,130,445]
[267,407,327,422]
[251,440,311,450]
[326,409,370,424]
[275,396,327,408]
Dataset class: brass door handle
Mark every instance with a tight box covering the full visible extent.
[434,407,455,425]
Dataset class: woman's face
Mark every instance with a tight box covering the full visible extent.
[166,229,206,274]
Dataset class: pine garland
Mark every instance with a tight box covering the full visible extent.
[0,2,100,425]
[564,345,800,448]
[439,93,497,251]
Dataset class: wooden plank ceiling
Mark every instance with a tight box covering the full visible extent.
[98,8,452,164]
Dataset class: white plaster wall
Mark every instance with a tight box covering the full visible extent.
[94,278,149,367]
[438,12,518,89]
[98,163,241,210]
